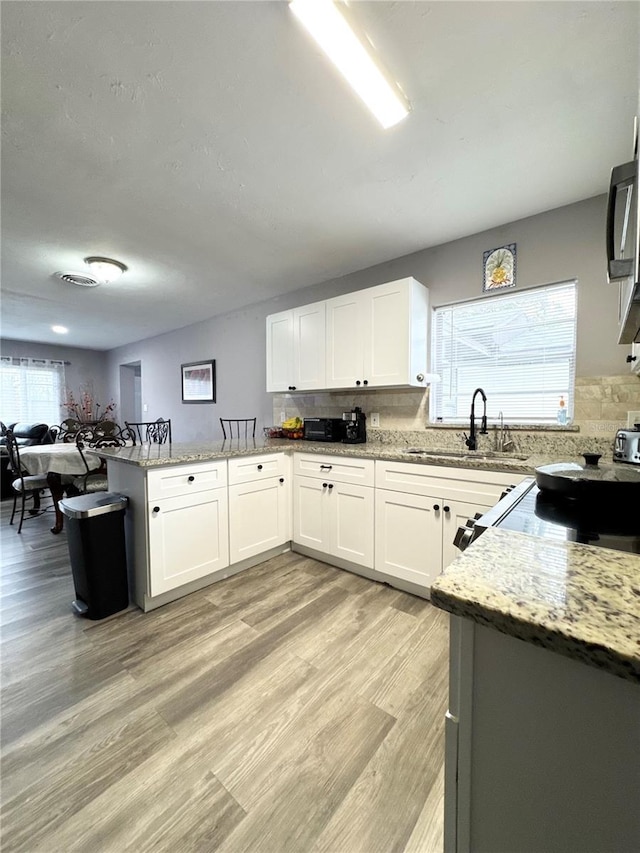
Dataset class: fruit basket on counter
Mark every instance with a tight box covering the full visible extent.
[281,428,304,439]
[280,417,304,439]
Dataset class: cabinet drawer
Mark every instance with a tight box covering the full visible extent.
[147,461,227,501]
[228,452,289,485]
[375,459,522,503]
[293,453,374,486]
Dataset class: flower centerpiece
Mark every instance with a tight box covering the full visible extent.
[63,385,117,424]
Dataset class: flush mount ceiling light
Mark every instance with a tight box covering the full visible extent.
[289,0,410,129]
[84,256,128,283]
[51,325,68,334]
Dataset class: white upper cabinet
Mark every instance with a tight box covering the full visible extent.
[325,290,364,388]
[326,277,429,389]
[364,278,429,388]
[266,278,430,392]
[266,301,326,392]
[266,310,293,393]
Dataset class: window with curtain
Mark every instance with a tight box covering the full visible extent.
[0,358,66,425]
[429,281,577,424]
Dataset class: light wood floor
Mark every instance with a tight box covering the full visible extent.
[0,499,449,853]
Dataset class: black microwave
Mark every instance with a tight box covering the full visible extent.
[303,418,345,442]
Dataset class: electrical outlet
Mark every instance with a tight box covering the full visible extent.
[143,403,148,413]
[370,412,380,428]
[280,410,286,424]
[627,411,640,427]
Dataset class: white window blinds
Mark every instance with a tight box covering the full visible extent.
[430,281,577,424]
[0,358,66,425]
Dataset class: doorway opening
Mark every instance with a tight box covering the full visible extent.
[119,361,142,424]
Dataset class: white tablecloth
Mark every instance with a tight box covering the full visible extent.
[19,444,101,476]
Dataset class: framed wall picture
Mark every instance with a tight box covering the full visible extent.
[483,243,517,292]
[181,360,215,403]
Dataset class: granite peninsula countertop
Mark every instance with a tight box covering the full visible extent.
[94,437,553,474]
[430,526,640,684]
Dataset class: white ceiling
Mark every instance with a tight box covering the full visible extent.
[1,1,638,351]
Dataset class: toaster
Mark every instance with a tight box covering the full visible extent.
[613,427,640,464]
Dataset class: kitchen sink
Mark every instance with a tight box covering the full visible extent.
[402,448,529,462]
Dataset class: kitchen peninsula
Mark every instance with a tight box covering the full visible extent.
[430,527,640,853]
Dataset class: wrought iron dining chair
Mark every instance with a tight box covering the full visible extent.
[50,418,85,442]
[4,429,50,533]
[219,418,256,439]
[124,418,171,445]
[72,431,129,494]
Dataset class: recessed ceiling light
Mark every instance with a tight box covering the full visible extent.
[84,256,128,283]
[51,325,68,334]
[289,0,410,129]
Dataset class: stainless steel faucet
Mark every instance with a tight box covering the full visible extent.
[464,388,488,451]
[496,411,515,453]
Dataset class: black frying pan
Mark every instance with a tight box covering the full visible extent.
[535,453,640,503]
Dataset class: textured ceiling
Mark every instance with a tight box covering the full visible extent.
[1,1,638,350]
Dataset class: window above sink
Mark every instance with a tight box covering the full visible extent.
[429,280,577,426]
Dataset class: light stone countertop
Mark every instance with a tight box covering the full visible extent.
[430,526,640,683]
[93,437,560,475]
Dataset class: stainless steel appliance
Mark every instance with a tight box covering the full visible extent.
[342,406,366,444]
[607,116,639,343]
[455,476,640,554]
[303,417,345,442]
[614,425,640,464]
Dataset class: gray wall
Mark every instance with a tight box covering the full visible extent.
[0,339,109,422]
[105,194,626,442]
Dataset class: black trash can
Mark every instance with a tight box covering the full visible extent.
[59,492,129,619]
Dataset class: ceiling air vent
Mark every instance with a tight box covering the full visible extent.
[54,271,101,288]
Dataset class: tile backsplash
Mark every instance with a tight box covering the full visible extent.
[272,373,640,456]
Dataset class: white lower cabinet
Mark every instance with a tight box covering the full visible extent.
[375,492,490,590]
[109,447,523,610]
[148,487,229,597]
[375,460,522,594]
[229,477,289,563]
[293,471,374,570]
[375,489,443,588]
[227,452,290,563]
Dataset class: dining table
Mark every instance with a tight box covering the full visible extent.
[19,444,102,534]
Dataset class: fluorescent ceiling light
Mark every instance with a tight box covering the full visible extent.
[290,0,410,129]
[51,325,68,334]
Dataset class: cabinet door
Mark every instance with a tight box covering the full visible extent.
[292,475,328,551]
[362,279,411,387]
[362,278,429,388]
[266,310,293,392]
[293,302,326,390]
[375,488,442,588]
[325,291,364,388]
[229,477,289,564]
[441,499,492,571]
[330,482,374,569]
[148,489,229,597]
